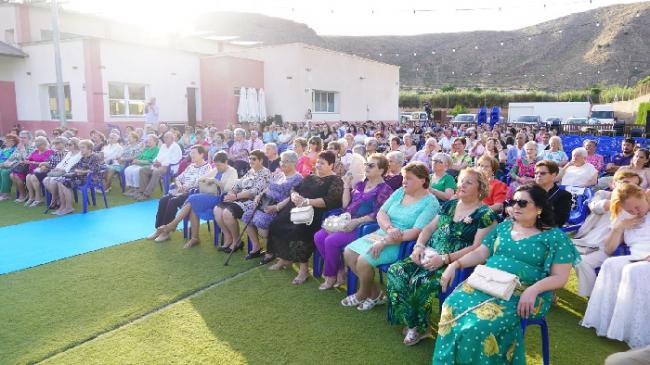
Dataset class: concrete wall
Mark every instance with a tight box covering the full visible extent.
[228,43,400,123]
[0,5,17,45]
[200,56,264,129]
[99,40,202,125]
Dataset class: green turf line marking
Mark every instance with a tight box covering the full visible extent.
[33,264,259,365]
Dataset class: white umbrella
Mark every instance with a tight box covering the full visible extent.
[247,88,259,122]
[237,87,248,122]
[258,88,267,123]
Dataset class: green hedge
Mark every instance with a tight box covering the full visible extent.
[636,102,650,125]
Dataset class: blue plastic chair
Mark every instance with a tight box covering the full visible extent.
[521,317,550,365]
[438,266,475,310]
[560,185,594,226]
[162,161,182,195]
[312,208,345,278]
[73,170,109,213]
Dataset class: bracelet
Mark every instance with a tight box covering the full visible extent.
[414,243,426,250]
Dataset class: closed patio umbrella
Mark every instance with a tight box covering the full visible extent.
[258,88,267,123]
[237,87,248,122]
[247,88,259,122]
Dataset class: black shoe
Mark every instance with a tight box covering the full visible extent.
[223,242,243,254]
[259,254,275,265]
[245,249,263,260]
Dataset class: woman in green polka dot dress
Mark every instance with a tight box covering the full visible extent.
[432,184,580,365]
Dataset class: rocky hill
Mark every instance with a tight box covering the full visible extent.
[197,2,650,91]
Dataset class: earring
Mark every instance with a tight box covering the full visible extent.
[537,210,542,218]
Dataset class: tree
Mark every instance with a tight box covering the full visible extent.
[449,104,468,116]
[441,85,457,92]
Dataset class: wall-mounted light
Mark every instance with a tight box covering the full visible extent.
[171,72,177,76]
[305,68,311,72]
[26,72,31,76]
[359,76,366,80]
[72,66,78,70]
[286,76,293,79]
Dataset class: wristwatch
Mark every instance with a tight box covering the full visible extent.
[441,254,449,265]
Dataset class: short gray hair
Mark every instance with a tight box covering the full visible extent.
[34,136,49,147]
[280,150,298,164]
[572,147,588,158]
[386,150,405,165]
[265,142,278,153]
[353,144,366,156]
[432,152,451,167]
[53,136,68,145]
[365,137,378,147]
[337,138,348,150]
[146,134,159,144]
[234,128,246,137]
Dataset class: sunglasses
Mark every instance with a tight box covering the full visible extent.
[506,199,531,208]
[364,162,377,168]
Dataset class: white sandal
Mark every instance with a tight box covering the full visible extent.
[357,291,387,311]
[403,328,431,346]
[340,294,362,307]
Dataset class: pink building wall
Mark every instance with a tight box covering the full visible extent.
[15,4,31,44]
[200,56,264,130]
[83,39,104,130]
[0,81,18,134]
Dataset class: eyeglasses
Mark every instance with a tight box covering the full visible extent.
[506,199,531,208]
[432,159,444,164]
[249,157,258,162]
[534,171,549,176]
[364,162,377,168]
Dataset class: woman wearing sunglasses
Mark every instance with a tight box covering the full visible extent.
[213,150,271,253]
[429,152,456,203]
[387,168,497,346]
[582,183,650,349]
[434,184,579,364]
[314,153,393,290]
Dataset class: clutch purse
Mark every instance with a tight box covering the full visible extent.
[322,212,352,232]
[290,205,314,225]
[198,179,220,195]
[467,265,521,301]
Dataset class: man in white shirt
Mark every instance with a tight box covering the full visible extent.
[137,131,183,199]
[438,129,454,153]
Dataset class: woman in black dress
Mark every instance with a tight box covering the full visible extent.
[264,150,344,284]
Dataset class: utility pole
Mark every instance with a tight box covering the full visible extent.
[51,0,66,127]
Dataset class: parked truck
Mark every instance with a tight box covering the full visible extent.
[590,104,615,124]
[507,102,591,125]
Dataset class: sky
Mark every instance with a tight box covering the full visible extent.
[59,0,647,36]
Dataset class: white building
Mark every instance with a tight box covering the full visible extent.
[0,3,399,135]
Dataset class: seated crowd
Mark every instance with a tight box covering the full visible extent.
[1,119,649,364]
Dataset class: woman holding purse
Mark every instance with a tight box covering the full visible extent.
[43,138,82,210]
[10,136,53,203]
[432,184,580,365]
[314,153,393,290]
[243,150,302,260]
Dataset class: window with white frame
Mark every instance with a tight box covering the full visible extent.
[108,83,147,117]
[312,90,338,113]
[46,84,72,119]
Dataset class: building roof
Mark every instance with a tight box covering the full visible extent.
[0,41,27,58]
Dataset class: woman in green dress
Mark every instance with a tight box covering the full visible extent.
[433,183,580,365]
[429,152,457,203]
[387,168,498,346]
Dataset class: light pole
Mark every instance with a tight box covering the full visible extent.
[51,0,66,127]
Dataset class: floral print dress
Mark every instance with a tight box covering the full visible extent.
[386,200,497,333]
[432,220,580,365]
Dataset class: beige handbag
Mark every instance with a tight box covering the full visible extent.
[198,178,220,195]
[290,205,314,225]
[322,212,352,232]
[467,265,521,301]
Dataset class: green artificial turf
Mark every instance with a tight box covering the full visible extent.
[0,228,256,365]
[39,268,628,365]
[0,181,162,228]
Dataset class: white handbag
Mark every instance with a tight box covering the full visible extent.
[322,212,352,232]
[290,205,314,225]
[467,264,521,301]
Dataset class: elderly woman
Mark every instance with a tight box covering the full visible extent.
[507,140,539,197]
[314,153,393,290]
[52,139,103,215]
[449,137,472,177]
[582,183,650,349]
[342,162,439,310]
[539,136,568,167]
[558,147,599,187]
[0,134,18,200]
[149,151,238,245]
[477,155,508,213]
[410,138,440,170]
[263,142,281,173]
[229,128,250,177]
[123,134,159,195]
[214,150,271,253]
[387,168,497,346]
[0,132,33,201]
[433,184,580,364]
[429,152,456,202]
[399,133,417,161]
[10,136,53,203]
[244,150,302,259]
[105,132,142,191]
[384,151,405,191]
[574,170,642,297]
[101,132,123,166]
[25,137,66,207]
[145,145,211,246]
[584,139,605,173]
[265,150,343,285]
[43,138,81,209]
[365,137,379,157]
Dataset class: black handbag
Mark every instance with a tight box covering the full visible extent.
[257,195,276,211]
[11,163,29,175]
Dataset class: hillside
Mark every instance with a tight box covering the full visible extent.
[196,2,650,91]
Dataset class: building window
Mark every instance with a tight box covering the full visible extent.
[109,83,146,117]
[4,29,15,45]
[313,90,337,113]
[47,84,72,119]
